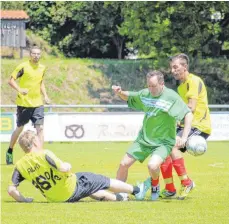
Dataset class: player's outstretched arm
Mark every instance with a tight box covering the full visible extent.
[8,185,33,203]
[112,85,129,101]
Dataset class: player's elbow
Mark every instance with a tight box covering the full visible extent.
[8,185,17,196]
[8,78,14,86]
[190,107,196,113]
[188,103,196,113]
[186,112,193,121]
[59,162,72,172]
[8,79,12,86]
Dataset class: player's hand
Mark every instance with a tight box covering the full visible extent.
[25,197,33,203]
[19,88,29,95]
[112,85,122,95]
[175,136,187,148]
[44,96,51,104]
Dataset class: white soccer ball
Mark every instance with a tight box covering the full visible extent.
[186,135,207,156]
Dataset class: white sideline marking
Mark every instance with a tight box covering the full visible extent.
[208,163,225,168]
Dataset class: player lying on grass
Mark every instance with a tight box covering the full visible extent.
[8,130,141,203]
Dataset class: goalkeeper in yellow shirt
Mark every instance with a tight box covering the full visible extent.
[8,130,141,203]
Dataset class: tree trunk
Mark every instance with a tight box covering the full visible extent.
[112,36,124,59]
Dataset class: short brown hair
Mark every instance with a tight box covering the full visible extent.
[18,130,36,153]
[169,53,189,69]
[146,70,164,83]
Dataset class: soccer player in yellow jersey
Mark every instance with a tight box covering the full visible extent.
[6,46,50,165]
[8,130,141,203]
[159,53,211,199]
[138,54,211,200]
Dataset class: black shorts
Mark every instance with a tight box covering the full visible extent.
[177,127,210,153]
[16,106,44,127]
[66,172,110,203]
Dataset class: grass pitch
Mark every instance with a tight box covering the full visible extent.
[1,141,229,224]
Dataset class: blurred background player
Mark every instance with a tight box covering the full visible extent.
[8,130,141,203]
[139,54,211,200]
[6,46,50,165]
[112,70,193,201]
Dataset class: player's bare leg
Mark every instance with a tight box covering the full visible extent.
[148,155,163,200]
[90,179,140,201]
[90,190,117,201]
[9,126,24,149]
[109,178,135,193]
[6,126,24,165]
[116,154,136,182]
[35,125,44,148]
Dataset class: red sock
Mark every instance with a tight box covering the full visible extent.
[160,156,176,192]
[151,178,159,187]
[172,158,192,186]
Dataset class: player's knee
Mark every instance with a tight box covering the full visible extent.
[36,125,43,133]
[148,163,159,172]
[119,160,131,169]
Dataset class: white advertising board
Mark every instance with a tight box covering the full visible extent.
[1,113,229,142]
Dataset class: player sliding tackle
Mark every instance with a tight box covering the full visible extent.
[112,70,193,201]
[8,130,142,203]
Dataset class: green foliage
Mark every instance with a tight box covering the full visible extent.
[120,1,229,58]
[25,1,127,58]
[26,30,62,58]
[1,57,228,112]
[191,58,229,104]
[1,141,229,224]
[1,1,25,10]
[2,1,228,59]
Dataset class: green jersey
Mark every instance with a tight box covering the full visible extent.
[10,150,76,202]
[128,87,190,149]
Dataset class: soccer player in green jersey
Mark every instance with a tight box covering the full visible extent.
[6,46,50,165]
[112,70,193,201]
[8,130,141,203]
[139,54,212,200]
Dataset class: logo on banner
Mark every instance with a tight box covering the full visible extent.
[0,114,14,134]
[65,125,85,139]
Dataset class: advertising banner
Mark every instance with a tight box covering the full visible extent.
[1,112,229,142]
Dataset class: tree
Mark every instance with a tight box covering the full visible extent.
[120,1,229,58]
[1,1,25,10]
[25,1,128,58]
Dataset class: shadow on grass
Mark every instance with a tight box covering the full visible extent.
[4,198,192,204]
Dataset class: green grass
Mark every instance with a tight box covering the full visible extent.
[1,58,110,112]
[1,141,229,224]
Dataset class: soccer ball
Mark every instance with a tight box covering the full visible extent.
[186,135,207,156]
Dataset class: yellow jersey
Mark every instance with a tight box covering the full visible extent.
[10,150,76,202]
[11,61,46,107]
[177,73,211,134]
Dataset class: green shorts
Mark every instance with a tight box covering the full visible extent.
[127,141,171,163]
